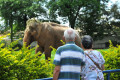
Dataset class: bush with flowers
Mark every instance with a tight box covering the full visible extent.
[0,35,54,80]
[100,40,120,80]
[1,33,120,80]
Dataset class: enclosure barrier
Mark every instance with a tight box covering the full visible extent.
[103,69,120,80]
[35,78,52,80]
[35,69,120,80]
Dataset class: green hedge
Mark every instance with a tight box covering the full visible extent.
[100,40,120,80]
[0,36,54,80]
[1,35,120,80]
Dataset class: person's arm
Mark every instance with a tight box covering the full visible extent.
[98,51,105,70]
[101,64,105,70]
[53,65,60,80]
[81,51,86,66]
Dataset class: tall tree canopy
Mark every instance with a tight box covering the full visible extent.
[0,0,47,41]
[47,0,109,29]
[75,0,109,40]
[107,3,120,39]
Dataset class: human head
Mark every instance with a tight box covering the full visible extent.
[81,35,93,49]
[63,28,76,42]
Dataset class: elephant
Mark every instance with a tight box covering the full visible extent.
[23,18,81,60]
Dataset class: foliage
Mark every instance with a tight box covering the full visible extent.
[1,33,120,80]
[110,3,120,39]
[0,36,54,80]
[47,0,82,29]
[0,0,47,41]
[0,0,47,30]
[0,40,6,48]
[47,0,109,30]
[75,0,111,40]
[96,3,120,41]
[100,40,120,80]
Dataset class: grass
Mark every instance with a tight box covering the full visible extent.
[31,49,56,60]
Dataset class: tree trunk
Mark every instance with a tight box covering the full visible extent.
[70,22,75,29]
[10,23,13,42]
[23,14,27,29]
[69,18,75,29]
[69,6,81,29]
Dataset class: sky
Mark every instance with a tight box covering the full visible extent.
[107,0,120,8]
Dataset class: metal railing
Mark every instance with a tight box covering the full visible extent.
[35,69,120,80]
[103,69,120,80]
[35,78,52,80]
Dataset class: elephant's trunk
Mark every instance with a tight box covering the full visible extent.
[23,31,33,48]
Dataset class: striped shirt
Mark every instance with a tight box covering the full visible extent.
[53,41,85,80]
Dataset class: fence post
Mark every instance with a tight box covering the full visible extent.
[107,73,110,80]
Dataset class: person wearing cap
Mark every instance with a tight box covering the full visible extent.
[53,28,85,80]
[81,35,105,80]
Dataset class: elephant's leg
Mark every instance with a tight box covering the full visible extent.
[35,46,44,56]
[44,48,52,60]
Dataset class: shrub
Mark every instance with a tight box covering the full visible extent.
[0,40,6,48]
[100,40,120,80]
[0,36,54,80]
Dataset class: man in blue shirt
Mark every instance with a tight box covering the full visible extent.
[53,28,85,80]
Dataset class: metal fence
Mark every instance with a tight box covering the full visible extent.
[103,69,120,80]
[35,69,120,80]
[35,78,52,80]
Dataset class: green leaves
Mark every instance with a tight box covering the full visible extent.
[0,0,47,31]
[0,36,54,80]
[100,41,120,80]
[48,0,109,29]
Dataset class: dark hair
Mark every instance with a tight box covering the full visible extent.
[81,35,93,49]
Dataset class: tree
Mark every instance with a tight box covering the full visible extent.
[0,0,47,42]
[109,3,120,39]
[47,0,108,29]
[75,0,108,40]
[91,2,120,40]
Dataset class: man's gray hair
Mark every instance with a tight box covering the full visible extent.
[64,28,76,41]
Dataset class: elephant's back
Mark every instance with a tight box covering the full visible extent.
[52,27,66,48]
[41,22,81,48]
[43,22,68,27]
